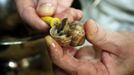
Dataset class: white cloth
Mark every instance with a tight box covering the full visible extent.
[80,0,134,31]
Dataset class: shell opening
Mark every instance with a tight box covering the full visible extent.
[50,18,85,46]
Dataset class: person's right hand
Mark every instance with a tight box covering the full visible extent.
[45,20,134,75]
[15,0,82,31]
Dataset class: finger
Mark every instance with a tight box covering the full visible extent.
[62,46,77,56]
[54,8,83,21]
[53,65,69,75]
[84,20,124,55]
[75,46,96,60]
[84,20,106,44]
[101,51,117,75]
[45,36,79,72]
[55,0,73,14]
[15,0,49,31]
[67,8,83,21]
[72,9,83,20]
[36,0,57,16]
[57,0,73,8]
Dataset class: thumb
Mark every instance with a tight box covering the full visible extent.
[36,0,57,16]
[45,36,79,73]
[84,20,123,55]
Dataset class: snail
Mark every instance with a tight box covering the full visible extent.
[42,17,85,46]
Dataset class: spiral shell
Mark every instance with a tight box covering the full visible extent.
[50,19,85,46]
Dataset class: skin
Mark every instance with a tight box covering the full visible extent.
[15,0,82,31]
[45,20,134,75]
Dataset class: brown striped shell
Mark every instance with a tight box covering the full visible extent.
[50,19,85,46]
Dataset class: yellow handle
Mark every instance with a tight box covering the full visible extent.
[41,16,61,27]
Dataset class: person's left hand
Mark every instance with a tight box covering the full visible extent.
[15,0,82,31]
[45,20,134,75]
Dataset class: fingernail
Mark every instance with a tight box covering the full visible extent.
[90,20,98,35]
[45,35,54,47]
[76,10,83,20]
[85,19,98,38]
[37,3,55,16]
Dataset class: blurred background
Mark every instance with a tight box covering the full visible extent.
[80,0,134,31]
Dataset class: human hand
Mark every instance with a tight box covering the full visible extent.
[15,0,82,31]
[45,20,134,75]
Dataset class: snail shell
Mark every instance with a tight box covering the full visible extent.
[50,19,85,46]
